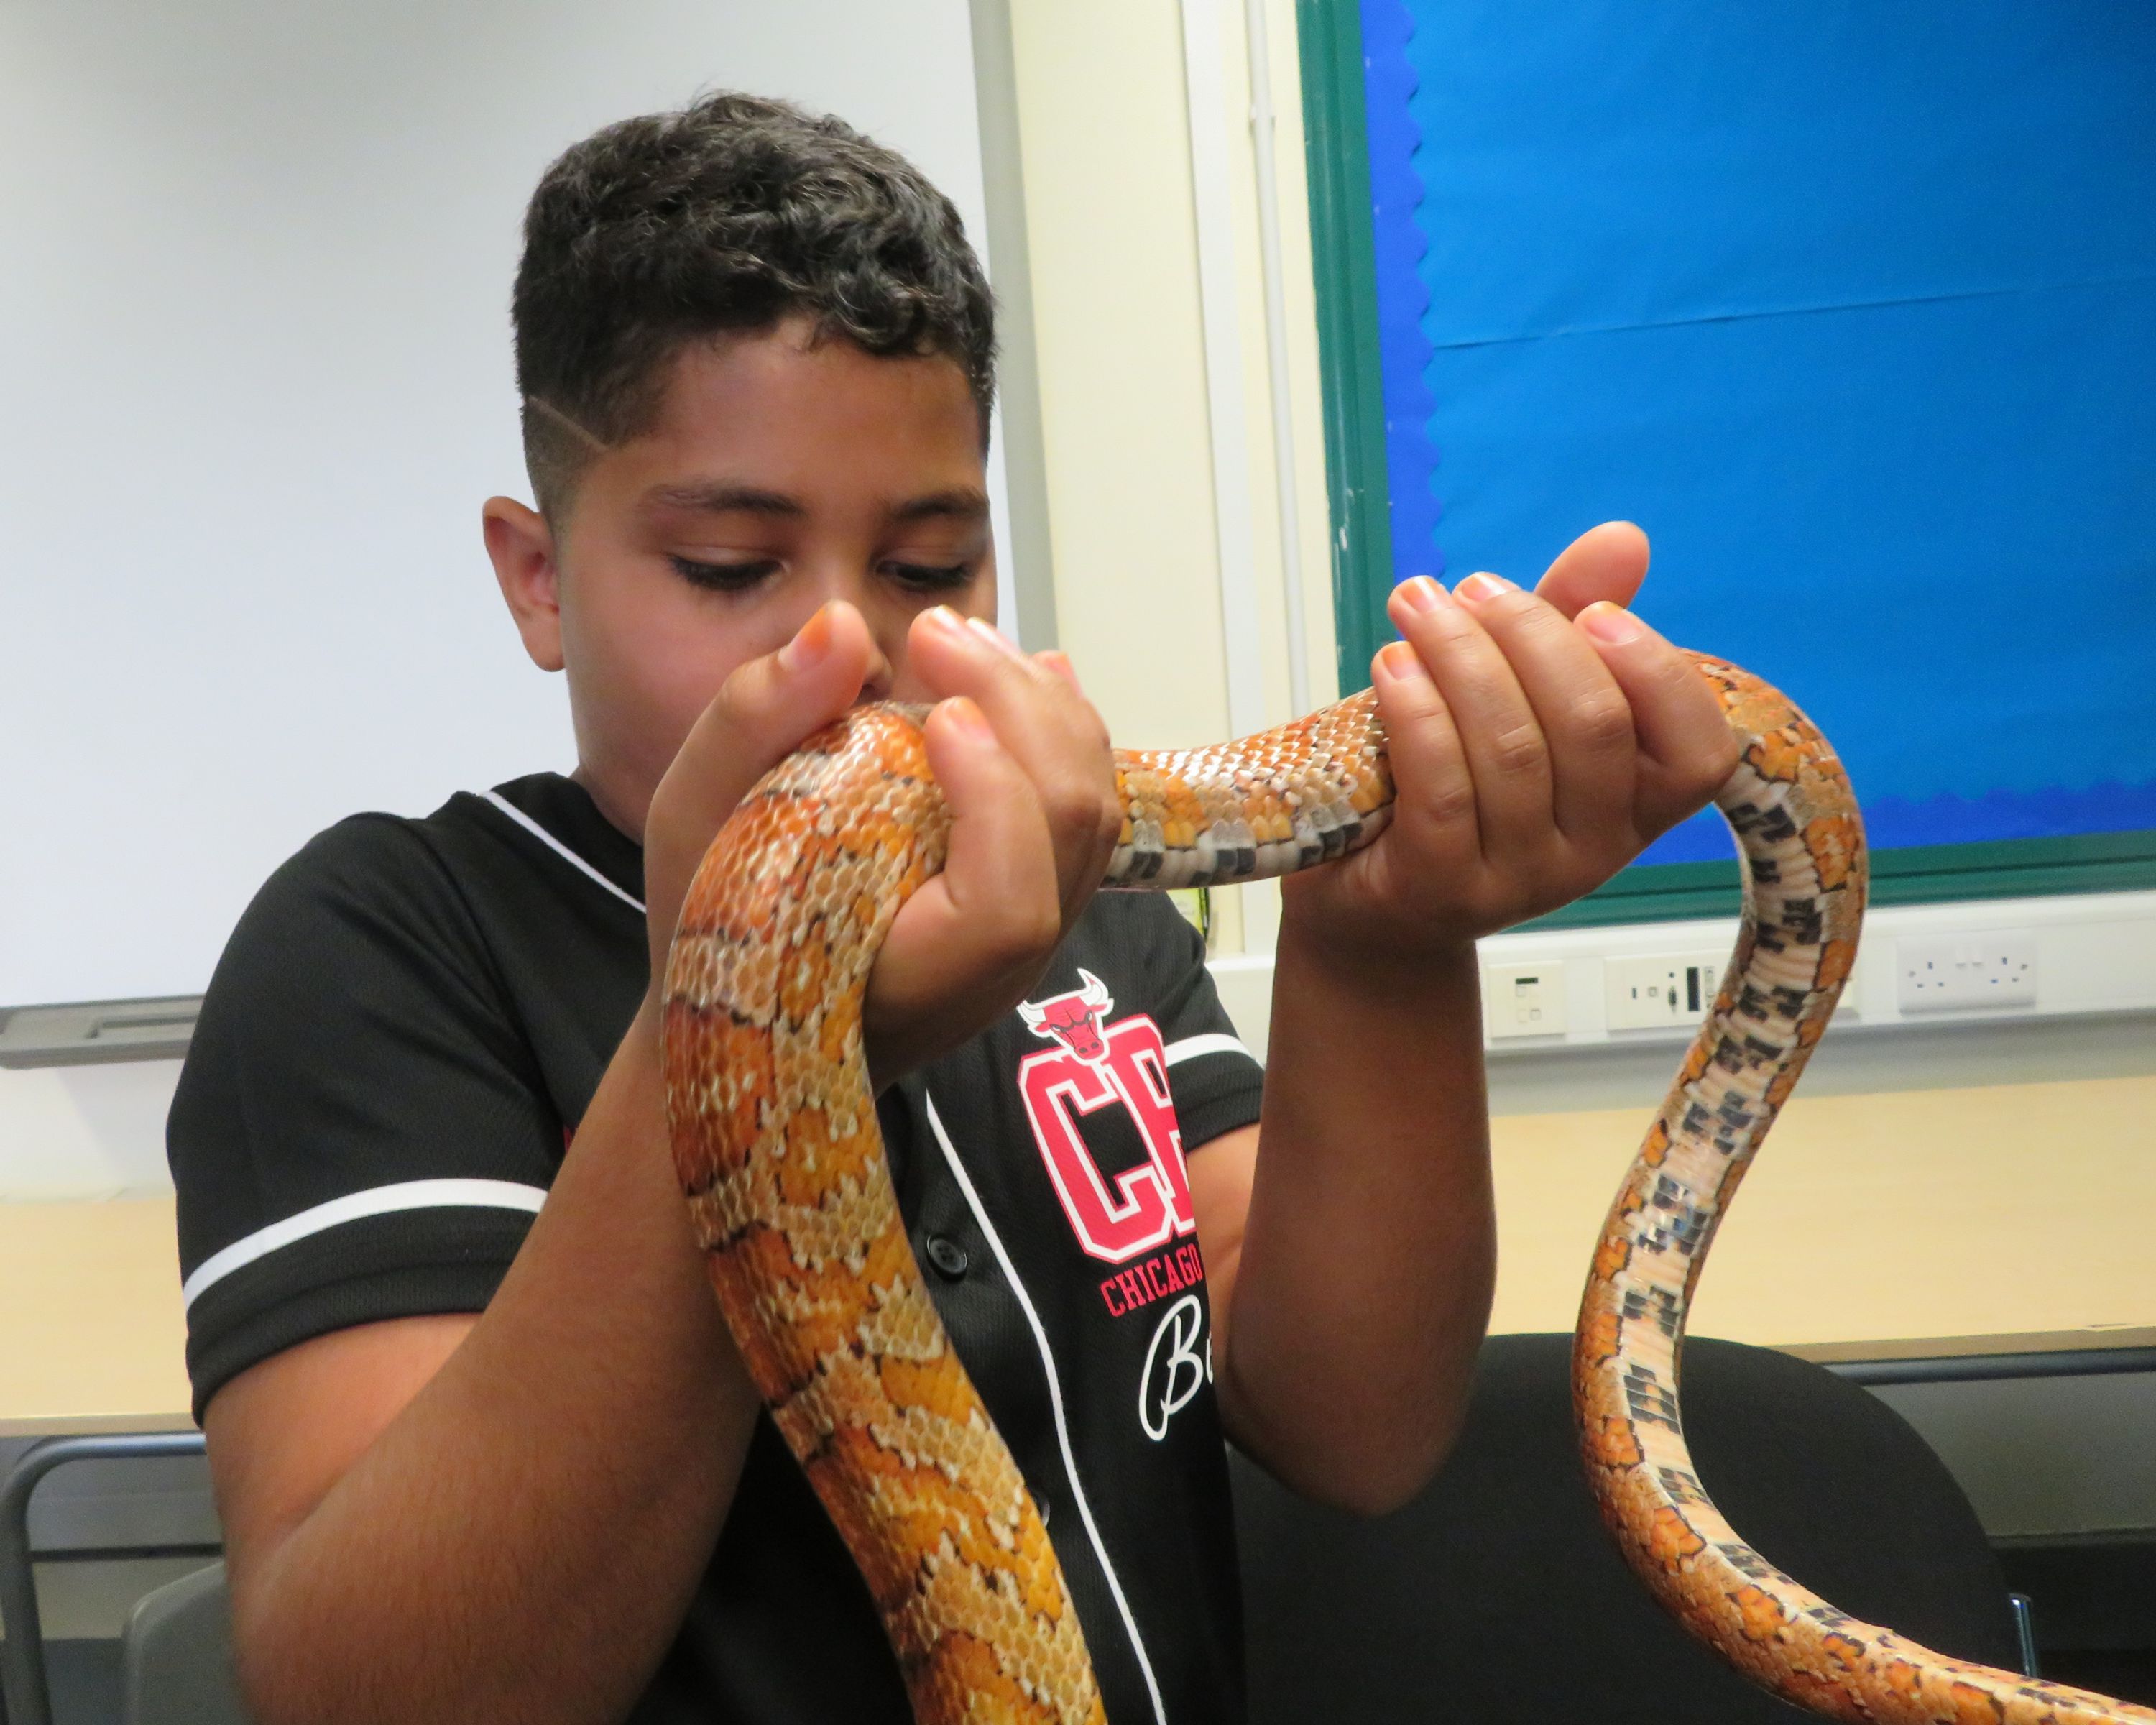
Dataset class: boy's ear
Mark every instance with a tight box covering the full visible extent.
[483,496,565,672]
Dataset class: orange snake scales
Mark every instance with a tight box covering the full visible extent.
[661,653,2150,1724]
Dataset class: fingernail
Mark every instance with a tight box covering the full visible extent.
[1396,575,1447,614]
[939,694,991,739]
[1579,601,1645,645]
[778,604,833,671]
[1376,640,1428,684]
[921,604,967,641]
[965,615,1026,658]
[1455,572,1516,605]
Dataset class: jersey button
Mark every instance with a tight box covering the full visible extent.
[923,1235,969,1281]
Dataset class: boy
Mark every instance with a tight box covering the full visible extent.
[169,93,1734,1724]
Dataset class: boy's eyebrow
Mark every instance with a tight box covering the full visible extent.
[890,488,990,524]
[639,484,988,523]
[643,482,806,517]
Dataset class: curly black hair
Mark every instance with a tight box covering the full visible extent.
[513,91,997,520]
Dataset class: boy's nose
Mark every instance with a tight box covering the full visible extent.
[856,638,895,704]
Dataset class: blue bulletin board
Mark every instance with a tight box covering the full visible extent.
[1296,1,2156,923]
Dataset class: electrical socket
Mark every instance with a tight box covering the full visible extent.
[1604,951,1728,1031]
[1481,961,1567,1039]
[1897,930,2037,1013]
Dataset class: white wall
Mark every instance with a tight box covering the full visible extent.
[1,0,998,1011]
[0,1062,179,1200]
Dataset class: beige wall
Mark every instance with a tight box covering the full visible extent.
[1005,0,1338,954]
[1008,1,1232,750]
[1004,0,1338,728]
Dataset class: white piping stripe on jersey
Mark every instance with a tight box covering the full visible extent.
[481,790,646,914]
[180,1179,549,1310]
[1161,1031,1258,1068]
[922,1093,1169,1725]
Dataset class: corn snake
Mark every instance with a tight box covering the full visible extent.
[660,653,2150,1724]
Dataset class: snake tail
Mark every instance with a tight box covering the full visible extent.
[663,706,1106,1725]
[1572,656,2154,1724]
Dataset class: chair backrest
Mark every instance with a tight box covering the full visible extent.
[120,1560,249,1725]
[1233,1333,2023,1723]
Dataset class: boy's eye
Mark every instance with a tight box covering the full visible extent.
[669,555,780,593]
[882,561,974,592]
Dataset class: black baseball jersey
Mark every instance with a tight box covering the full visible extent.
[169,770,1268,1724]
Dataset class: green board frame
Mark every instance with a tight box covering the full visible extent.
[1291,0,2156,929]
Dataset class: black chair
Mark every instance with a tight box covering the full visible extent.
[0,1432,244,1725]
[119,1559,245,1725]
[1233,1333,2026,1723]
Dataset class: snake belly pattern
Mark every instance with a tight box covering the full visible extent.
[661,653,2148,1725]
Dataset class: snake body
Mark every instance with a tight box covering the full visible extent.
[661,653,2148,1724]
[1572,661,2154,1725]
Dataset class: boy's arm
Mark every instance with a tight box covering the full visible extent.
[206,604,1117,1725]
[207,1000,761,1725]
[1192,525,1740,1516]
[1185,939,1493,1517]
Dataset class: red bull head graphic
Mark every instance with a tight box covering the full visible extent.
[1018,969,1115,1064]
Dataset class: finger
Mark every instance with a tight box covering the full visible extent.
[1367,637,1478,875]
[1534,521,1649,621]
[1386,575,1554,863]
[660,601,875,835]
[865,694,1061,1080]
[1575,604,1742,836]
[1034,648,1087,697]
[1449,573,1639,847]
[645,602,875,962]
[908,607,1119,916]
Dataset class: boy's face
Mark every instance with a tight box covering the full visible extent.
[486,316,995,838]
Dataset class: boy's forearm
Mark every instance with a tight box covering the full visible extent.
[225,1000,761,1725]
[1217,921,1497,1517]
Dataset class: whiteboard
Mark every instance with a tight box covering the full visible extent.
[0,0,1005,1008]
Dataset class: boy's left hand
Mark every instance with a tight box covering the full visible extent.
[1281,521,1741,970]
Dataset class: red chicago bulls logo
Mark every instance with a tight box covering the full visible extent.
[1017,971,1197,1265]
[1018,968,1117,1063]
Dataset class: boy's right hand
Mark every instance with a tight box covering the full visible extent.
[641,602,1119,1091]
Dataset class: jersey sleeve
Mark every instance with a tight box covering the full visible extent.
[1125,895,1266,1152]
[168,816,561,1420]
